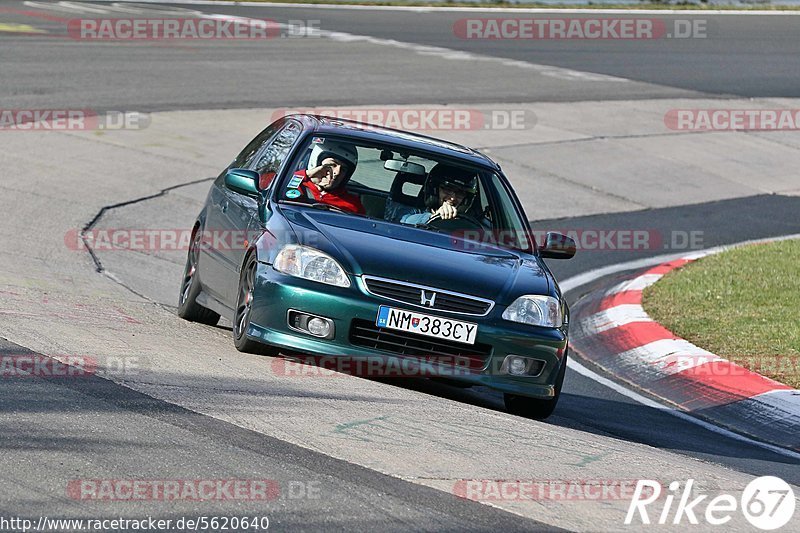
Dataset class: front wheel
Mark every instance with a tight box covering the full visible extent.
[504,355,567,420]
[232,254,278,355]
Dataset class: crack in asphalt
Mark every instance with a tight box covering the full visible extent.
[79,176,215,302]
[745,130,800,153]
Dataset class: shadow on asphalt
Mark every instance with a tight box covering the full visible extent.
[368,372,800,469]
[534,193,800,283]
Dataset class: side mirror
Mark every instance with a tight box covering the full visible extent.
[539,232,576,260]
[225,168,260,196]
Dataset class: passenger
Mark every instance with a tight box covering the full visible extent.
[294,141,365,215]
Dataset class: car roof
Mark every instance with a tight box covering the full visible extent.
[288,114,501,171]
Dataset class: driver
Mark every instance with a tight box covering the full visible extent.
[391,164,478,225]
[293,140,365,215]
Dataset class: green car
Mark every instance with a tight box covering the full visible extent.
[178,115,576,419]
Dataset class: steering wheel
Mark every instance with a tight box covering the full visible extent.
[427,212,486,230]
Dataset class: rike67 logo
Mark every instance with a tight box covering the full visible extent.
[626,477,796,530]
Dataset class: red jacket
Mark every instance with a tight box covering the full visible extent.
[296,170,365,215]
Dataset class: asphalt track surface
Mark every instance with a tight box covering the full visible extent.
[3,1,800,111]
[1,1,800,530]
[193,3,800,98]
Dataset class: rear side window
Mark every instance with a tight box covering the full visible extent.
[232,123,281,169]
[254,121,301,180]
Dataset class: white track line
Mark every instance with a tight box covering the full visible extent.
[87,0,800,15]
[606,272,663,294]
[23,0,112,12]
[567,357,800,461]
[582,303,652,334]
[201,12,629,82]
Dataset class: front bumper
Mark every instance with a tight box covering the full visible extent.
[248,262,568,399]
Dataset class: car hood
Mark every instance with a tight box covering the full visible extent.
[281,207,551,304]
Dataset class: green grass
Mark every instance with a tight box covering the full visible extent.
[217,1,800,11]
[643,239,800,389]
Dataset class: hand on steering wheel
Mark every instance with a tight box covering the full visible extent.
[433,202,459,220]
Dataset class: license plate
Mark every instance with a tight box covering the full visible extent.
[376,305,477,345]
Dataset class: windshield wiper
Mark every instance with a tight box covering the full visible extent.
[308,202,346,212]
[281,200,347,213]
[411,222,444,233]
[284,200,372,217]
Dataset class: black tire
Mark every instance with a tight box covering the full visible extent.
[504,355,567,420]
[177,228,220,326]
[233,254,278,354]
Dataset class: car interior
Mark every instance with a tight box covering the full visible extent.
[350,167,489,227]
[286,140,490,227]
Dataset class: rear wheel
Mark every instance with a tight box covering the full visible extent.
[177,229,220,326]
[504,355,567,420]
[233,254,278,354]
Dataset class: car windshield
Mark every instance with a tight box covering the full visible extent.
[278,135,532,252]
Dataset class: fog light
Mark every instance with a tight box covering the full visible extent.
[287,310,335,339]
[507,356,528,376]
[307,317,331,338]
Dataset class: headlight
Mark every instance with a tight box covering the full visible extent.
[502,295,562,327]
[273,245,350,288]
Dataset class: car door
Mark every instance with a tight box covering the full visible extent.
[219,120,303,305]
[200,122,283,303]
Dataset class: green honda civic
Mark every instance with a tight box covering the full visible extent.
[178,114,576,419]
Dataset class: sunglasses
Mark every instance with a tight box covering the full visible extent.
[440,185,468,199]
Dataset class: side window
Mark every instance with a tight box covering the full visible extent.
[477,177,491,222]
[488,173,531,252]
[253,121,302,189]
[232,123,281,169]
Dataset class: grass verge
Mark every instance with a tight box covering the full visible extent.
[643,239,800,389]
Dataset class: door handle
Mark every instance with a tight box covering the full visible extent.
[221,200,229,213]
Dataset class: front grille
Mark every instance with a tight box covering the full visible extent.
[362,276,493,316]
[349,319,492,370]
